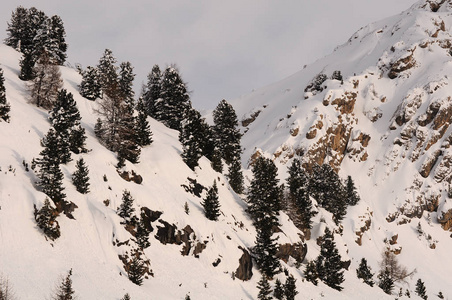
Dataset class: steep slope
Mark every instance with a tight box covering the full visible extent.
[233,0,452,297]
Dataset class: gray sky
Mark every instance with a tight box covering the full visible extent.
[1,1,417,109]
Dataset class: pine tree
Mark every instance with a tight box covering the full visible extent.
[121,293,131,300]
[273,278,284,300]
[119,61,135,103]
[117,190,135,224]
[284,274,298,300]
[202,180,221,221]
[135,213,150,249]
[29,51,63,109]
[97,49,118,97]
[128,257,145,286]
[227,157,244,194]
[356,257,374,286]
[4,6,30,51]
[34,198,60,240]
[316,227,344,291]
[19,51,36,81]
[438,291,444,299]
[135,97,153,146]
[210,148,223,173]
[212,99,242,165]
[36,129,66,203]
[378,269,394,295]
[72,158,90,194]
[331,70,343,81]
[180,108,204,170]
[257,275,273,300]
[79,66,101,100]
[116,99,141,166]
[254,227,281,280]
[415,278,428,300]
[0,69,11,122]
[345,175,360,206]
[48,15,67,65]
[304,260,318,286]
[143,64,162,118]
[32,18,62,65]
[54,269,75,300]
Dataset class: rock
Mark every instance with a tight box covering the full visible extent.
[118,170,143,184]
[140,207,163,232]
[438,209,452,231]
[419,150,442,178]
[181,178,206,198]
[242,110,262,127]
[331,92,357,114]
[276,242,307,264]
[388,48,416,79]
[235,247,253,281]
[306,129,317,139]
[55,200,78,219]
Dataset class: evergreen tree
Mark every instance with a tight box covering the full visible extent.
[227,157,244,194]
[29,51,63,109]
[36,129,66,203]
[378,269,394,295]
[143,64,162,118]
[121,293,131,300]
[212,99,242,165]
[135,215,150,249]
[273,278,284,300]
[202,180,221,221]
[128,257,145,286]
[72,158,90,194]
[54,269,75,300]
[0,69,11,122]
[356,257,374,287]
[158,65,191,131]
[117,190,135,224]
[415,278,428,300]
[34,198,60,240]
[316,227,344,291]
[116,98,141,166]
[32,18,62,65]
[180,108,204,170]
[257,275,273,300]
[331,70,343,81]
[210,148,223,173]
[119,61,135,103]
[304,260,318,286]
[4,6,30,51]
[79,66,101,100]
[48,15,67,65]
[135,97,153,146]
[438,291,444,299]
[345,175,360,206]
[97,49,118,96]
[284,274,298,300]
[254,227,281,280]
[19,51,36,81]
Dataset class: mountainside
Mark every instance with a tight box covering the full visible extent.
[2,1,452,299]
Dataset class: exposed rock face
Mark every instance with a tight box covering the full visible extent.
[181,177,206,198]
[235,247,253,281]
[276,242,307,264]
[388,48,416,79]
[438,209,452,231]
[154,221,206,257]
[55,200,78,219]
[419,150,442,178]
[118,170,143,184]
[140,207,163,232]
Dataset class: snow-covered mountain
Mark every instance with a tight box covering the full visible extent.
[2,0,452,299]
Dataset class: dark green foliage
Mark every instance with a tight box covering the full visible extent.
[287,158,316,230]
[54,269,75,300]
[128,257,145,286]
[121,293,131,300]
[117,190,135,224]
[0,69,10,122]
[5,6,31,51]
[345,176,360,206]
[72,158,90,194]
[284,274,298,300]
[257,275,273,300]
[119,61,135,103]
[135,97,153,147]
[415,278,427,300]
[309,164,347,224]
[97,49,118,96]
[305,73,327,93]
[36,129,66,203]
[180,108,204,170]
[143,65,162,118]
[227,157,244,194]
[356,257,374,286]
[212,99,242,165]
[317,227,344,291]
[254,227,280,280]
[135,214,150,249]
[273,278,284,300]
[331,70,343,81]
[304,260,318,286]
[79,66,101,100]
[378,269,394,295]
[210,148,223,173]
[202,180,221,221]
[116,103,141,166]
[35,198,60,240]
[19,51,36,80]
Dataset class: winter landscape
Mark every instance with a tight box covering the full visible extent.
[1,0,452,299]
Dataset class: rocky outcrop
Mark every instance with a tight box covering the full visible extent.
[181,177,206,198]
[118,170,143,184]
[154,221,206,257]
[331,92,357,115]
[235,247,253,281]
[419,150,442,178]
[438,209,452,231]
[388,48,416,79]
[276,242,307,264]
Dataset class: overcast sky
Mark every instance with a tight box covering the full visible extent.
[1,1,417,109]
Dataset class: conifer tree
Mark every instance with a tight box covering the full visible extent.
[254,227,281,280]
[227,157,244,194]
[72,158,90,194]
[415,278,427,300]
[119,61,135,103]
[257,275,273,300]
[356,257,374,286]
[345,175,360,206]
[121,293,131,300]
[202,180,221,221]
[143,64,162,118]
[304,260,318,286]
[79,66,101,100]
[97,49,118,97]
[117,190,135,224]
[378,269,394,295]
[316,227,344,291]
[35,198,60,240]
[54,269,75,300]
[284,274,298,300]
[438,291,444,299]
[48,15,67,65]
[135,213,150,249]
[180,108,205,170]
[32,19,62,65]
[273,278,284,300]
[128,257,145,286]
[4,6,30,51]
[210,148,223,173]
[19,51,36,81]
[116,98,141,166]
[212,99,242,165]
[0,69,11,122]
[135,97,153,147]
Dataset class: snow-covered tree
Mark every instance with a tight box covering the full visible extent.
[227,157,244,194]
[34,198,60,240]
[19,51,36,81]
[79,66,101,100]
[378,269,394,295]
[304,260,318,286]
[202,180,221,221]
[143,64,162,118]
[97,49,118,97]
[415,278,427,300]
[53,269,75,300]
[357,257,374,286]
[316,227,344,291]
[135,97,153,147]
[345,175,360,206]
[117,190,135,224]
[0,68,11,122]
[254,225,281,280]
[135,214,150,249]
[284,274,298,300]
[256,275,273,300]
[127,257,145,286]
[180,108,205,170]
[273,278,284,300]
[72,158,90,194]
[119,61,135,103]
